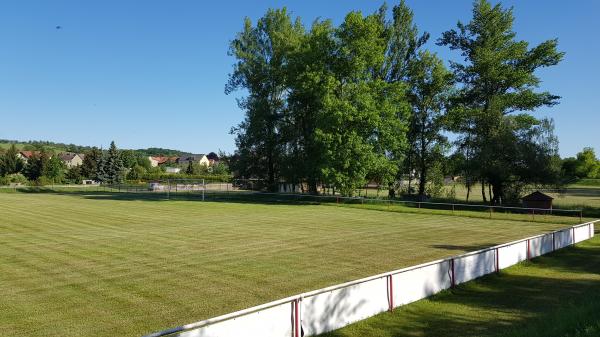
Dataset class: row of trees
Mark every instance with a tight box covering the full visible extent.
[562,147,600,180]
[0,142,128,184]
[0,144,66,184]
[0,142,232,185]
[227,0,564,202]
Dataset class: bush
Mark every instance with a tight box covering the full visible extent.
[0,173,28,185]
[31,176,54,186]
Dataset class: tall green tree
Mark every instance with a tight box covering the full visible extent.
[43,155,65,183]
[438,0,564,203]
[23,151,49,181]
[227,8,304,190]
[81,147,102,180]
[316,9,409,195]
[382,1,429,83]
[0,144,24,176]
[405,51,454,197]
[185,160,195,175]
[281,19,335,193]
[104,141,124,184]
[561,147,600,180]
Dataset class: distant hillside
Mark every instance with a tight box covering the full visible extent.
[0,139,194,157]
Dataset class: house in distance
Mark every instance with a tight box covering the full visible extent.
[148,154,212,168]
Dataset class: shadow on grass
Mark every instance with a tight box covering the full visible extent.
[320,241,600,337]
[429,243,500,251]
[7,188,593,225]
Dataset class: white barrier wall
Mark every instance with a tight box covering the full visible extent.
[145,221,597,337]
[175,302,293,337]
[454,249,496,285]
[555,229,573,249]
[302,276,389,335]
[574,224,591,243]
[529,234,554,258]
[498,241,528,269]
[392,261,451,307]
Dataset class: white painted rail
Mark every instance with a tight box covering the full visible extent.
[143,220,598,337]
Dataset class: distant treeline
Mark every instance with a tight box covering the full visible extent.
[0,139,193,157]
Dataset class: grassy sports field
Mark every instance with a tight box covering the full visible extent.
[322,232,600,337]
[0,192,586,337]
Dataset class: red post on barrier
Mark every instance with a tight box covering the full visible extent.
[293,299,300,337]
[388,274,394,312]
[450,259,456,288]
[526,239,530,260]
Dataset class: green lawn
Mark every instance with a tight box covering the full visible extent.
[321,231,600,337]
[0,192,583,337]
[442,182,600,211]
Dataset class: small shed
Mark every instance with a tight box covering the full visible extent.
[522,191,553,210]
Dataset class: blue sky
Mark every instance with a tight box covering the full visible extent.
[0,1,598,157]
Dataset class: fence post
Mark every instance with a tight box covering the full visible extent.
[495,248,499,273]
[572,227,575,244]
[450,258,456,288]
[526,239,530,260]
[293,298,301,337]
[580,210,583,222]
[452,204,455,214]
[388,274,394,312]
[552,232,556,251]
[532,209,535,221]
[489,207,492,219]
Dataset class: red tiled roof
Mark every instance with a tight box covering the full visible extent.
[19,151,41,158]
[151,156,179,165]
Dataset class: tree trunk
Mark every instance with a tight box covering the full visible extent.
[418,166,427,197]
[491,183,503,204]
[308,178,318,195]
[481,180,487,203]
[466,182,471,202]
[267,155,275,191]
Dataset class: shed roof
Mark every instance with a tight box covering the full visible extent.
[522,191,553,201]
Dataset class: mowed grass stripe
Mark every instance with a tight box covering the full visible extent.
[0,193,576,337]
